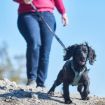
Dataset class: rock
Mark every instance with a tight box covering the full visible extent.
[31,93,38,99]
[0,79,105,105]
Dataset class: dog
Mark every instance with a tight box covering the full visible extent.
[48,42,96,104]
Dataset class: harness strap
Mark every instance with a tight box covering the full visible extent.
[71,61,86,86]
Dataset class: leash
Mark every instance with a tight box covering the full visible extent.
[30,2,67,50]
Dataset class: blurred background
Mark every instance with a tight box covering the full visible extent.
[0,0,105,96]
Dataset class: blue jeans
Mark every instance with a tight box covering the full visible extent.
[17,12,56,86]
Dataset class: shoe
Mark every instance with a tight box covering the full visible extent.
[37,85,45,88]
[26,79,36,87]
[37,83,45,87]
[36,85,47,92]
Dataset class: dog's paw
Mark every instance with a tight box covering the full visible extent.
[82,96,90,100]
[47,91,54,96]
[65,99,72,104]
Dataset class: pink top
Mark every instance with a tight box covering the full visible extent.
[13,0,66,15]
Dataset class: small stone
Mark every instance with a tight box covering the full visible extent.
[31,93,38,99]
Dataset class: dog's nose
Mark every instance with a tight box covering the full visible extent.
[80,57,85,61]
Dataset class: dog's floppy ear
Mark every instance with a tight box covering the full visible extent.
[63,44,78,61]
[88,47,96,65]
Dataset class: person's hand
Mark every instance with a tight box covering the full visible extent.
[62,13,69,26]
[23,0,33,4]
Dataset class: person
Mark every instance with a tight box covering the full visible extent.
[13,0,68,88]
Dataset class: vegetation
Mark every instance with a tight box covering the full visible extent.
[0,42,26,84]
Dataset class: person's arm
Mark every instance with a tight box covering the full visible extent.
[54,0,65,15]
[13,0,24,3]
[13,0,33,4]
[54,0,68,26]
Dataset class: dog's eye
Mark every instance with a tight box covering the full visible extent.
[83,49,88,53]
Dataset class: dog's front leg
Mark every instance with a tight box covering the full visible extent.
[48,81,58,95]
[77,84,83,98]
[48,70,63,95]
[63,82,72,104]
[82,80,90,100]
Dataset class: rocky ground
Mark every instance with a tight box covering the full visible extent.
[0,79,105,105]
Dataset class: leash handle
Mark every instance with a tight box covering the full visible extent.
[30,2,67,50]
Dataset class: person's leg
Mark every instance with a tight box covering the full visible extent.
[17,13,41,84]
[36,12,56,87]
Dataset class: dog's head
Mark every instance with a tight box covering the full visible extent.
[64,42,96,66]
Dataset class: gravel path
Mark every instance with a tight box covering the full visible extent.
[0,79,105,105]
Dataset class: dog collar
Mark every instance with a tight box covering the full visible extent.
[71,61,86,86]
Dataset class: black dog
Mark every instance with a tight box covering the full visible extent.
[48,42,96,104]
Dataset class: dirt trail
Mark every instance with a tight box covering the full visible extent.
[0,79,105,105]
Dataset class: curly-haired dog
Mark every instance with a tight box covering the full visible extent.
[48,42,96,104]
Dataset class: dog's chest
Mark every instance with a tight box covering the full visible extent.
[64,60,86,86]
[71,63,86,86]
[72,70,84,86]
